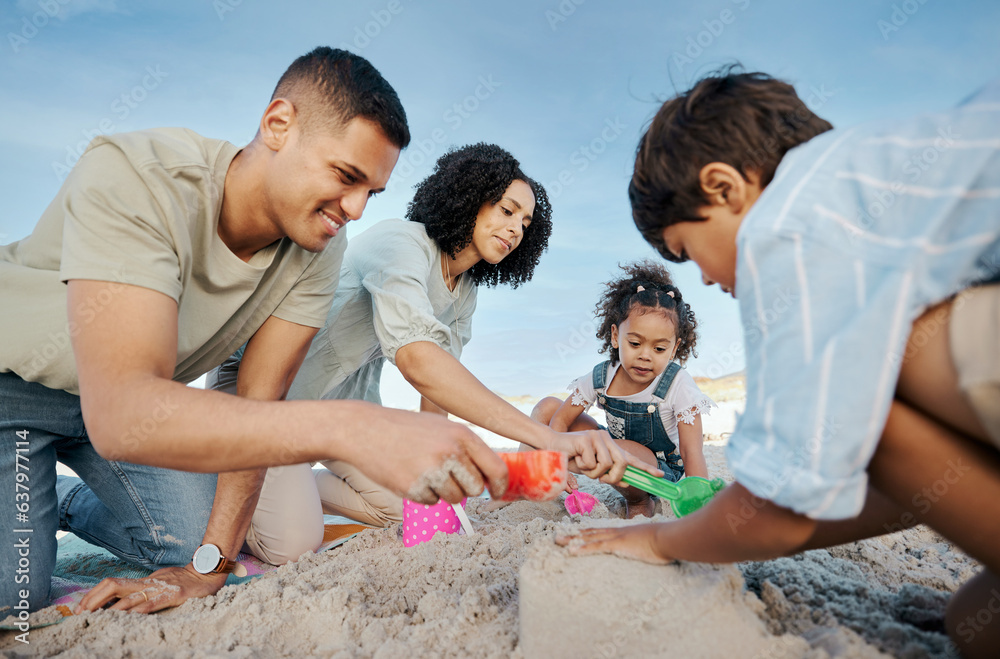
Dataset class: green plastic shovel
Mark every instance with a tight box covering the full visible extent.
[622,466,726,517]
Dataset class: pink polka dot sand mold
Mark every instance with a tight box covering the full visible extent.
[402,498,466,547]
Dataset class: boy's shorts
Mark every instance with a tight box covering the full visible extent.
[950,283,1000,447]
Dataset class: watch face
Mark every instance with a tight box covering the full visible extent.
[193,544,221,574]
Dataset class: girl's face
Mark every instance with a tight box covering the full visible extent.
[470,179,535,264]
[611,306,678,389]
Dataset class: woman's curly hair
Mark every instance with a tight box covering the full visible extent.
[595,260,699,365]
[405,143,553,288]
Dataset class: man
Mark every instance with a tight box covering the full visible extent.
[0,47,509,614]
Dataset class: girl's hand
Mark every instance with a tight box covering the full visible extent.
[555,524,674,565]
[564,472,579,494]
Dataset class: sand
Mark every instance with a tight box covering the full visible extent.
[0,436,975,658]
[519,545,818,658]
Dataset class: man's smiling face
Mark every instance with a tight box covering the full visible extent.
[268,115,400,253]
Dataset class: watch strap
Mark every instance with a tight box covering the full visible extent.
[214,556,248,578]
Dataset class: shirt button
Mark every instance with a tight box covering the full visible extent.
[647,405,656,413]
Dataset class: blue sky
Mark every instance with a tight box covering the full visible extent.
[3,0,999,409]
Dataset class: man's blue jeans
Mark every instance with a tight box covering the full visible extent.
[1,372,216,612]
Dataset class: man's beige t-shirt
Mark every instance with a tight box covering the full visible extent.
[0,127,345,395]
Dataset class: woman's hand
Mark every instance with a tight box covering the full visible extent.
[546,429,663,485]
[555,524,675,565]
[75,565,228,614]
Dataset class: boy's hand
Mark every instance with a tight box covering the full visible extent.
[555,525,675,565]
[75,564,227,614]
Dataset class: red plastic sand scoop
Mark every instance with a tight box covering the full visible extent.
[499,451,568,502]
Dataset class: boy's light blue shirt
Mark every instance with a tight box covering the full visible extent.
[727,81,1000,520]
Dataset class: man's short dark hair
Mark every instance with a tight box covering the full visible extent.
[629,67,832,261]
[272,46,410,149]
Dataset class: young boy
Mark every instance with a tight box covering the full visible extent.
[558,70,1000,658]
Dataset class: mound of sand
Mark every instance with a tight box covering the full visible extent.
[0,444,973,658]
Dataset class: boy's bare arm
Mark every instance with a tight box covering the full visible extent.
[68,279,507,493]
[558,482,817,564]
[654,483,816,561]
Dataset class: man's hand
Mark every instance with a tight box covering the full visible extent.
[547,429,663,485]
[555,524,675,565]
[346,407,509,504]
[75,565,228,614]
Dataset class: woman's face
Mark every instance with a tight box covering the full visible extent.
[470,179,535,264]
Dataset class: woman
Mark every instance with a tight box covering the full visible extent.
[211,143,648,564]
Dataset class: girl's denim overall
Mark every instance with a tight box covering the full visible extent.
[593,360,684,482]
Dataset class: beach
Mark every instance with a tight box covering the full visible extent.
[0,382,975,658]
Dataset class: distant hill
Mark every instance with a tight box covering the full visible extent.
[693,371,745,403]
[503,370,746,406]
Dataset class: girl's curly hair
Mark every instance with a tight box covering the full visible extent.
[595,260,699,365]
[405,143,553,288]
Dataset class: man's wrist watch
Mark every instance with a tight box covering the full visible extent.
[192,543,248,577]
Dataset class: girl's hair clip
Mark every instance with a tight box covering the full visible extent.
[636,285,645,292]
[667,290,675,298]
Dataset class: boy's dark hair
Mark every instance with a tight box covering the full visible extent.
[629,67,833,261]
[596,260,698,365]
[272,46,410,149]
[406,143,553,289]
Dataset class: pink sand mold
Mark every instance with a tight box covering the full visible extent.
[564,490,599,515]
[402,498,466,547]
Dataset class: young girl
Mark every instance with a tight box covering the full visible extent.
[533,261,715,518]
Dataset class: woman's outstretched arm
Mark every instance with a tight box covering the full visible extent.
[395,340,661,482]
